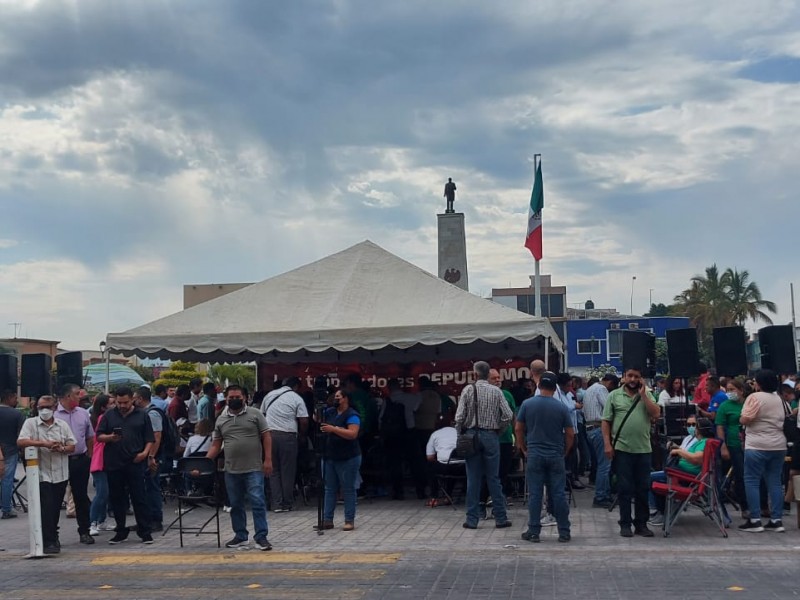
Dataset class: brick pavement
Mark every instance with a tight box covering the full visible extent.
[2,482,800,599]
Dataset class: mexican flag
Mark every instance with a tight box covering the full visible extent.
[524,160,544,261]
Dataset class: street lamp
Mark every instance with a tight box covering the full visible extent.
[99,340,109,394]
[649,288,654,309]
[630,276,637,315]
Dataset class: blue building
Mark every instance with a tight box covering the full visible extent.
[566,316,691,374]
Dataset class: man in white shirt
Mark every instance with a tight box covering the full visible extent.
[262,377,309,512]
[18,395,77,554]
[187,378,202,428]
[583,373,619,508]
[425,414,465,505]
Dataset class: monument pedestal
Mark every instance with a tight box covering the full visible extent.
[437,212,469,291]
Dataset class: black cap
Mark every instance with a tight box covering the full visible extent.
[540,371,558,387]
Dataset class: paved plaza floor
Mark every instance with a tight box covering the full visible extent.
[1,483,799,599]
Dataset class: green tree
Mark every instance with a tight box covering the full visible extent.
[644,303,671,317]
[655,338,669,375]
[207,364,256,391]
[153,361,203,389]
[722,267,777,327]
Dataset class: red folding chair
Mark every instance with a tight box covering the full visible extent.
[651,438,727,538]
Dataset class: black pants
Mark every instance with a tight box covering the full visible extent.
[499,443,514,496]
[107,461,151,537]
[614,451,651,529]
[68,454,91,536]
[384,432,426,498]
[40,480,68,547]
[429,461,466,496]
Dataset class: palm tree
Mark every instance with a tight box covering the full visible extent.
[722,268,777,327]
[673,264,732,337]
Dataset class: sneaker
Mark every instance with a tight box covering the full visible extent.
[89,523,100,536]
[520,531,540,543]
[273,507,290,513]
[738,520,764,533]
[620,526,633,538]
[254,537,272,551]
[634,526,654,537]
[223,506,232,513]
[540,514,557,527]
[80,533,96,545]
[109,531,129,545]
[648,513,665,526]
[225,536,249,548]
[495,521,512,529]
[765,520,785,533]
[140,534,154,544]
[1,511,18,519]
[592,500,613,509]
[43,544,60,554]
[342,522,355,531]
[98,521,114,531]
[558,533,571,543]
[462,522,478,530]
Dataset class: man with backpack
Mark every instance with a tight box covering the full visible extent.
[134,386,176,532]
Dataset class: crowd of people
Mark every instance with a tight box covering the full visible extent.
[1,363,799,553]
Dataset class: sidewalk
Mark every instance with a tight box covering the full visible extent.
[2,483,798,556]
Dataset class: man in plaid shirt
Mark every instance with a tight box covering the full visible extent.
[454,361,513,529]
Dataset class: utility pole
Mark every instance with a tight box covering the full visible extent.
[8,322,21,338]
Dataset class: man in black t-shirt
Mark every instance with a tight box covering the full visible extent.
[0,390,25,519]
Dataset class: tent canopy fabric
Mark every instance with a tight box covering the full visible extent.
[107,240,562,363]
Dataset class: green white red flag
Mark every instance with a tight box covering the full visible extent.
[524,160,544,261]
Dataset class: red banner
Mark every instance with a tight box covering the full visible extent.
[258,358,535,397]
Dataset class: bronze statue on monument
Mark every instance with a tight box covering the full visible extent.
[443,177,456,213]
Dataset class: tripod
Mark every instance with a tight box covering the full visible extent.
[311,402,328,535]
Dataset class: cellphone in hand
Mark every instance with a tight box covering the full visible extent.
[112,427,123,436]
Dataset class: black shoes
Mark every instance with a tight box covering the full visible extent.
[140,533,154,544]
[592,500,613,509]
[620,526,633,538]
[558,533,571,543]
[254,536,272,551]
[495,521,512,529]
[79,533,95,545]
[43,544,60,554]
[109,530,129,545]
[462,522,478,530]
[1,511,18,519]
[520,531,540,543]
[150,522,163,532]
[764,520,785,533]
[634,526,654,537]
[225,536,249,548]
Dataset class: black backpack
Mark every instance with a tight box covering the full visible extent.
[148,405,179,461]
[380,397,407,436]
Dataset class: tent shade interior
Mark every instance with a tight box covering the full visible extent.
[107,241,562,363]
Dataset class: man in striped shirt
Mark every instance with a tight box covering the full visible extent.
[454,361,513,530]
[18,395,77,554]
[582,373,619,508]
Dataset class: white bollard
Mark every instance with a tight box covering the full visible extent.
[24,446,49,559]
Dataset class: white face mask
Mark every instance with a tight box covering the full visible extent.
[38,408,54,421]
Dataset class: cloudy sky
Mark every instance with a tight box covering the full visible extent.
[1,0,798,351]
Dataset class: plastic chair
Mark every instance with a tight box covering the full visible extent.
[651,438,727,538]
[163,457,221,548]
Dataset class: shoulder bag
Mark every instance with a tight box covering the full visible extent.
[782,399,800,447]
[455,384,483,458]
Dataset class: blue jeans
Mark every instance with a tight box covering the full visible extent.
[525,453,570,536]
[225,471,269,540]
[589,428,611,503]
[464,429,508,526]
[649,471,667,512]
[89,471,109,524]
[144,468,163,525]
[744,449,784,522]
[1,452,18,514]
[323,454,362,523]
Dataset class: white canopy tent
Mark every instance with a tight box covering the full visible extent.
[107,241,562,364]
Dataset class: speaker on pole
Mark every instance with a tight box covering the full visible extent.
[712,326,748,376]
[56,351,84,390]
[759,325,797,374]
[21,354,52,398]
[665,328,701,378]
[622,330,656,378]
[0,354,18,393]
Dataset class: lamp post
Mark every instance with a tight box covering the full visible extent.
[649,288,654,310]
[630,276,637,315]
[99,341,109,394]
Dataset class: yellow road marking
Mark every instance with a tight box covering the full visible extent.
[67,568,386,580]
[0,589,363,600]
[98,585,113,589]
[246,584,262,589]
[727,586,746,592]
[90,552,401,566]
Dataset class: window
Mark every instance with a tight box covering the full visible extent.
[577,339,601,354]
[607,330,623,358]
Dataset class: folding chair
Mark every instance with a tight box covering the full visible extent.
[12,476,28,513]
[651,438,727,538]
[163,457,221,548]
[434,453,467,510]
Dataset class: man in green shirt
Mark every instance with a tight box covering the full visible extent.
[601,367,661,538]
[716,381,746,516]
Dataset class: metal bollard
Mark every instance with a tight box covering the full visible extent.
[24,446,50,559]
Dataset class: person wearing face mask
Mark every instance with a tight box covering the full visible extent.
[17,395,77,554]
[95,386,155,545]
[206,385,273,550]
[647,415,699,525]
[716,379,747,517]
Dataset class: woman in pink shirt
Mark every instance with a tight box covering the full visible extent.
[739,370,787,533]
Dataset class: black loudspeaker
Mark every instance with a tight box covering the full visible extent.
[0,354,18,392]
[622,331,656,378]
[56,351,84,389]
[759,325,797,374]
[662,404,697,437]
[713,326,748,376]
[21,353,52,398]
[666,328,701,378]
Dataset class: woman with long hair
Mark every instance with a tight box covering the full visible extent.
[89,394,114,536]
[658,376,686,407]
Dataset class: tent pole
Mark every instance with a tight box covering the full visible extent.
[544,336,550,369]
[105,349,110,394]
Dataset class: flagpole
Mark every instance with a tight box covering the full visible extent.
[533,154,542,318]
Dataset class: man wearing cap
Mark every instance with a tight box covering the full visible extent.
[516,371,574,543]
[261,376,308,512]
[583,374,619,508]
